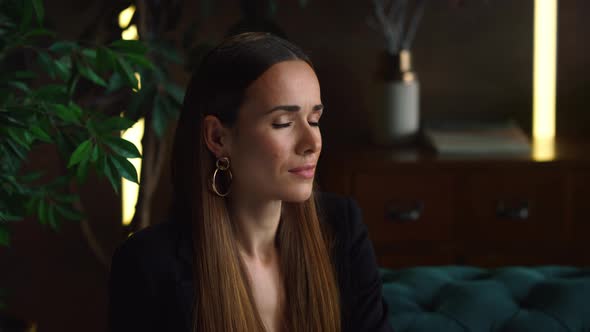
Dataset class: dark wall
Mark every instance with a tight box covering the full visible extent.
[1,1,588,331]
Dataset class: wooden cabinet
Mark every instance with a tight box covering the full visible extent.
[571,171,590,265]
[318,139,590,268]
[353,172,454,246]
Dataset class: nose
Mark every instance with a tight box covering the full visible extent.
[296,120,322,156]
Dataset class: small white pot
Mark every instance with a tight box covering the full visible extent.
[371,50,420,146]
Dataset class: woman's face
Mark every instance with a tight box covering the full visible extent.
[228,60,323,203]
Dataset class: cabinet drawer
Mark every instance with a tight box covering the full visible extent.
[572,171,590,243]
[458,170,567,244]
[353,172,454,246]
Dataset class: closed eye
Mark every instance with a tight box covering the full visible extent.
[271,121,320,129]
[272,122,292,128]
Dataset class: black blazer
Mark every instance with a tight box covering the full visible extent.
[108,192,394,332]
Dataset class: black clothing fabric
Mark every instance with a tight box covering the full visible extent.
[108,192,394,332]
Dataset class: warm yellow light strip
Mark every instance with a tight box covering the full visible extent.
[118,5,136,29]
[532,137,555,161]
[533,0,557,140]
[119,6,143,226]
[132,72,141,92]
[121,118,145,226]
[121,25,139,41]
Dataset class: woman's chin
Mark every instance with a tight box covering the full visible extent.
[281,186,314,203]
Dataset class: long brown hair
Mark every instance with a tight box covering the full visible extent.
[170,32,341,332]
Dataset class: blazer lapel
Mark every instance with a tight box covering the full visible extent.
[174,219,195,331]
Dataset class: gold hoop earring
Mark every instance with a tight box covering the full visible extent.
[212,157,232,197]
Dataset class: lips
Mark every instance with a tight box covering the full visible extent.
[289,164,316,172]
[288,164,316,179]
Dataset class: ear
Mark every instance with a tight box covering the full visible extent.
[203,115,232,158]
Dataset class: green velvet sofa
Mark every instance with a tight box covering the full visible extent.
[380,266,590,332]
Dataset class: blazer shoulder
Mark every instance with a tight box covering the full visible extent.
[111,220,182,270]
[316,191,353,220]
[316,191,363,244]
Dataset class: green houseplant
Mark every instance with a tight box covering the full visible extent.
[0,0,158,257]
[0,0,192,318]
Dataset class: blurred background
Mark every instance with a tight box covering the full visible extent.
[0,0,588,331]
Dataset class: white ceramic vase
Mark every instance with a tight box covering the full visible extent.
[371,49,420,145]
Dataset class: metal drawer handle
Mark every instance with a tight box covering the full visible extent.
[385,201,424,222]
[496,200,530,220]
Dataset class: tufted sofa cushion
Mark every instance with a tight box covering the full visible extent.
[380,266,590,332]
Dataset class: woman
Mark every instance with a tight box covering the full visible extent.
[109,32,393,332]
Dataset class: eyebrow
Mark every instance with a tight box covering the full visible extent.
[266,104,324,114]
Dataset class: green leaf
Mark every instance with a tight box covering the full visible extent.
[152,43,183,64]
[24,28,53,39]
[86,118,98,137]
[123,53,155,70]
[23,131,34,144]
[106,72,125,94]
[76,159,89,183]
[0,225,10,246]
[67,75,79,99]
[96,116,135,132]
[30,125,52,142]
[24,197,38,215]
[90,143,99,162]
[21,171,43,182]
[109,40,147,55]
[49,41,78,54]
[102,135,141,158]
[47,204,59,231]
[67,139,92,167]
[37,51,56,79]
[0,212,22,222]
[33,85,68,100]
[96,47,116,72]
[164,81,185,106]
[6,81,30,93]
[110,154,138,183]
[54,194,78,204]
[13,70,37,79]
[0,112,26,128]
[96,153,107,175]
[38,198,48,225]
[32,0,44,25]
[53,57,71,81]
[103,156,120,194]
[81,48,97,62]
[7,129,30,149]
[55,204,83,221]
[115,56,138,89]
[52,104,80,124]
[125,84,152,120]
[46,175,69,189]
[77,61,107,87]
[68,102,83,119]
[6,139,27,160]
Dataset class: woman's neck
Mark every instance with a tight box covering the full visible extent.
[228,194,282,263]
